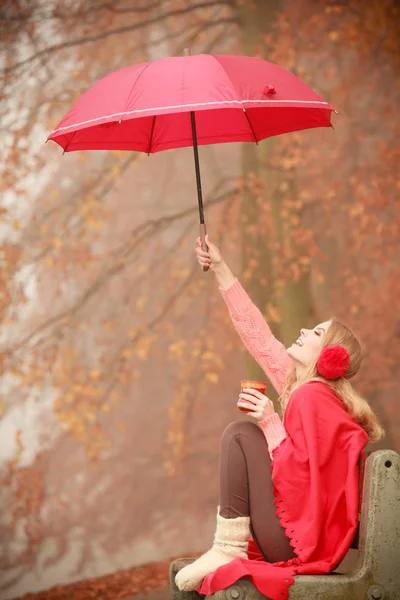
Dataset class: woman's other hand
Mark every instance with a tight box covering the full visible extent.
[237,388,276,421]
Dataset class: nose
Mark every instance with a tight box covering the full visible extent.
[300,328,306,337]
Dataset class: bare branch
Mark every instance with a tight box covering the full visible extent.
[97,256,199,408]
[24,154,138,268]
[0,0,161,26]
[204,29,235,53]
[99,1,165,15]
[2,184,238,355]
[176,17,236,53]
[3,1,237,74]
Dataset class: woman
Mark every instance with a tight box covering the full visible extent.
[175,235,384,600]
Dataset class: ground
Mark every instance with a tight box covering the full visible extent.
[13,555,200,600]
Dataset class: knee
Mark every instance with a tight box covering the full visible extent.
[221,420,260,442]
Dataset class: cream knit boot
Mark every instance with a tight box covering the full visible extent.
[175,507,250,592]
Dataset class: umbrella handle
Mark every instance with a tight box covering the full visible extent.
[199,223,209,272]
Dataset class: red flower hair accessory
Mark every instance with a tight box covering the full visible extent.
[317,345,350,380]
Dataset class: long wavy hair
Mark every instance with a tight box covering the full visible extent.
[279,317,385,442]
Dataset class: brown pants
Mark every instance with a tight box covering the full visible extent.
[219,420,296,563]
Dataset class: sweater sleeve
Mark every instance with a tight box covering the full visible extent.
[219,278,293,394]
[259,413,287,460]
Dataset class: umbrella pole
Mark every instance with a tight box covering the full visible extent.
[190,110,209,272]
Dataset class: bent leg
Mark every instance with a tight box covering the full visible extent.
[219,420,295,563]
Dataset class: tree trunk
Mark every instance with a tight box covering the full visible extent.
[236,0,317,396]
[235,0,280,397]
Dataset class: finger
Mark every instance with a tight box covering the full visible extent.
[239,393,258,404]
[205,234,212,245]
[197,257,211,265]
[237,401,256,410]
[242,388,262,398]
[239,392,258,402]
[238,404,260,418]
[196,249,211,258]
[196,237,202,247]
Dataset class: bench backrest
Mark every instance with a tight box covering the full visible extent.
[357,449,400,593]
[349,449,368,549]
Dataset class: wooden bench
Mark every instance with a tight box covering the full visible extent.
[170,449,400,600]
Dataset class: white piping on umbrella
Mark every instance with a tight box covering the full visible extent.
[48,98,330,137]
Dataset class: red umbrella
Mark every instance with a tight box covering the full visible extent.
[47,54,334,271]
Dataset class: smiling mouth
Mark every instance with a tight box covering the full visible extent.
[295,338,304,347]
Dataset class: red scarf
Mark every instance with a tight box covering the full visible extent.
[199,381,369,600]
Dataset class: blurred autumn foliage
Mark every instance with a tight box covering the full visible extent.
[1,0,399,598]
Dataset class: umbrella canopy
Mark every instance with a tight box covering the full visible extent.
[47,53,335,272]
[47,54,334,153]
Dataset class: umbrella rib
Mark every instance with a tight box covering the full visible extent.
[243,108,258,145]
[62,130,77,154]
[148,115,156,155]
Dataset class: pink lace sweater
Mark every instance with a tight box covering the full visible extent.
[219,277,293,460]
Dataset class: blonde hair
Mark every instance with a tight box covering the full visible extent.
[280,317,385,443]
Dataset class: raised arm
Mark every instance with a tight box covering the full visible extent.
[196,235,293,395]
[218,275,292,395]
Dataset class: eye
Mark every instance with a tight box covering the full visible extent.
[314,330,321,336]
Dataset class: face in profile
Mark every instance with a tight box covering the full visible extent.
[287,320,331,367]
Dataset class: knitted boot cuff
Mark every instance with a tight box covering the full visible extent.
[214,507,250,554]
